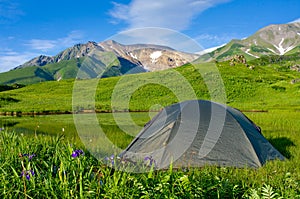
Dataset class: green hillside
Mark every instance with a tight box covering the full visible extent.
[0,55,299,114]
[0,66,54,85]
[0,59,83,85]
[0,52,144,85]
[208,41,255,61]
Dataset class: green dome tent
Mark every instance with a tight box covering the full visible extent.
[120,100,284,169]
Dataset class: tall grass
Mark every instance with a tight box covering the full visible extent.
[0,111,300,198]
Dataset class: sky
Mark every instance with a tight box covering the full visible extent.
[0,0,299,72]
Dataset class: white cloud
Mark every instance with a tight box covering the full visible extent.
[0,50,37,72]
[109,2,130,24]
[26,39,57,52]
[109,0,230,31]
[25,30,84,52]
[108,0,231,53]
[109,27,204,53]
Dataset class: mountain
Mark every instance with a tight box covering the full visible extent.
[2,22,300,85]
[200,22,300,61]
[18,40,198,72]
[0,40,198,85]
[1,51,144,85]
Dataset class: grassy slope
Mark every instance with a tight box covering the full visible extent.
[0,60,299,113]
[0,58,86,85]
[0,66,54,85]
[42,58,83,80]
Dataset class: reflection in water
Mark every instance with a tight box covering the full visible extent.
[0,113,150,150]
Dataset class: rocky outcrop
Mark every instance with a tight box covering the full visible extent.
[291,79,300,84]
[18,42,102,68]
[228,54,255,69]
[290,64,300,72]
[54,41,102,62]
[127,48,198,71]
[17,55,54,68]
[229,55,247,66]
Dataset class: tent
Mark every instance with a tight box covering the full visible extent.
[120,100,284,169]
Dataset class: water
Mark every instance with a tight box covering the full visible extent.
[0,113,151,148]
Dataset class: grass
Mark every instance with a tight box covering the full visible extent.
[0,110,300,198]
[0,66,54,85]
[0,59,300,114]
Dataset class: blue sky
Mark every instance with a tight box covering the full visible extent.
[0,0,299,72]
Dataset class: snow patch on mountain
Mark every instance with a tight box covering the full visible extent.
[273,38,295,55]
[245,49,259,58]
[150,51,162,63]
[143,65,150,71]
[267,48,277,54]
[130,52,137,59]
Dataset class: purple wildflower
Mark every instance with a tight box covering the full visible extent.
[29,154,36,160]
[71,149,84,158]
[22,153,36,161]
[0,127,4,131]
[105,154,115,165]
[144,156,156,167]
[21,170,35,180]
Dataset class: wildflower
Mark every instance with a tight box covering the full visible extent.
[21,170,35,180]
[29,154,36,160]
[0,127,4,131]
[22,153,36,161]
[105,154,115,165]
[144,156,156,167]
[71,149,84,158]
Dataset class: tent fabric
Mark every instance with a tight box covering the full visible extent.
[120,100,285,169]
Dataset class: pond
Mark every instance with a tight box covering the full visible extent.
[1,110,298,161]
[0,112,153,150]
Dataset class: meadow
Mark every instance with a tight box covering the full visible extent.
[0,110,299,198]
[0,58,300,198]
[0,58,299,114]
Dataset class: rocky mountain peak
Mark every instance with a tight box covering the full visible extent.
[16,40,199,72]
